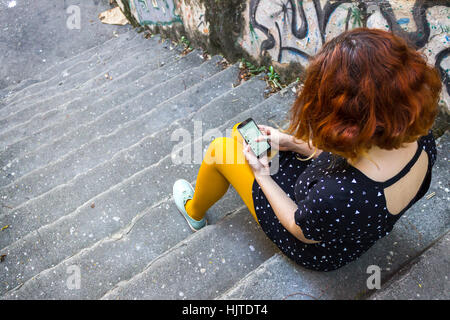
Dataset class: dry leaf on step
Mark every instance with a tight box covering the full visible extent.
[98,7,128,26]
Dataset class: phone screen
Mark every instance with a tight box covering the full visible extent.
[238,120,270,157]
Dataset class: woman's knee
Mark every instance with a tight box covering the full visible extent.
[205,136,245,165]
[231,122,243,144]
[209,137,228,152]
[203,122,245,165]
[204,137,229,165]
[232,122,240,133]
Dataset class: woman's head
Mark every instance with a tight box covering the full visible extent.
[288,27,442,161]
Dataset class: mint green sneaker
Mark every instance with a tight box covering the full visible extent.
[173,179,207,232]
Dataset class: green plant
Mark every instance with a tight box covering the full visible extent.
[241,58,266,75]
[180,36,192,50]
[267,66,282,89]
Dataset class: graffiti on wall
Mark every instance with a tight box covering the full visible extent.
[178,1,210,35]
[249,0,311,62]
[245,0,449,98]
[131,0,181,25]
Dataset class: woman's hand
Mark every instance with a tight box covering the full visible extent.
[254,125,294,151]
[242,142,270,179]
[244,140,320,244]
[256,125,322,158]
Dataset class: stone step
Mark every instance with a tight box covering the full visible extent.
[0,79,40,105]
[1,30,140,105]
[0,189,243,299]
[0,46,183,148]
[0,75,268,294]
[0,84,295,298]
[0,36,170,129]
[0,47,192,155]
[219,225,449,301]
[0,29,135,102]
[0,54,229,203]
[101,207,278,300]
[215,131,450,300]
[0,49,206,186]
[0,31,143,110]
[0,71,260,248]
[33,29,138,82]
[0,54,231,246]
[0,40,158,128]
[369,231,450,300]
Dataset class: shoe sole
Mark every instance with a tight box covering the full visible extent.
[173,179,207,232]
[180,210,208,233]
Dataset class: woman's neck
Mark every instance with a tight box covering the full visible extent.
[347,141,419,181]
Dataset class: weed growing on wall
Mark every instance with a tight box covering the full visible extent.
[180,36,194,55]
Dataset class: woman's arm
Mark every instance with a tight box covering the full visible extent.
[242,143,320,244]
[289,136,323,159]
[255,174,320,244]
[256,125,322,158]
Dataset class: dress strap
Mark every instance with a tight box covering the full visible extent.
[380,139,424,188]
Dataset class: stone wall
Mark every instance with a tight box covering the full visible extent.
[116,0,450,118]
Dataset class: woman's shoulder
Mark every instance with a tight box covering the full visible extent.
[418,129,437,167]
[302,154,384,201]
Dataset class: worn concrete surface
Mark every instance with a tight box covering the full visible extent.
[370,231,450,300]
[0,0,131,89]
[0,9,448,299]
[0,82,295,299]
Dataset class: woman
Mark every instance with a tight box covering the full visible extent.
[172,28,442,271]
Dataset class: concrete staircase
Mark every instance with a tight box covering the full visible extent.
[0,29,448,300]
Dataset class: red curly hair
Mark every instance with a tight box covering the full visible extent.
[288,28,442,161]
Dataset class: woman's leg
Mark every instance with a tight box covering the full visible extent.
[185,123,258,223]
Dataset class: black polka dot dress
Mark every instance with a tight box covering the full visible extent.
[252,130,437,271]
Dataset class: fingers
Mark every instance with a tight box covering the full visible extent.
[243,142,253,157]
[259,153,269,165]
[257,124,267,131]
[243,142,258,165]
[258,125,272,135]
[256,125,272,143]
[243,143,271,177]
[254,135,270,143]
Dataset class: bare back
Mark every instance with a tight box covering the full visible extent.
[350,132,436,216]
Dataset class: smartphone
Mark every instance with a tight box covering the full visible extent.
[237,118,271,158]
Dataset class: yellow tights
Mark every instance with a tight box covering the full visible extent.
[185,123,259,223]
